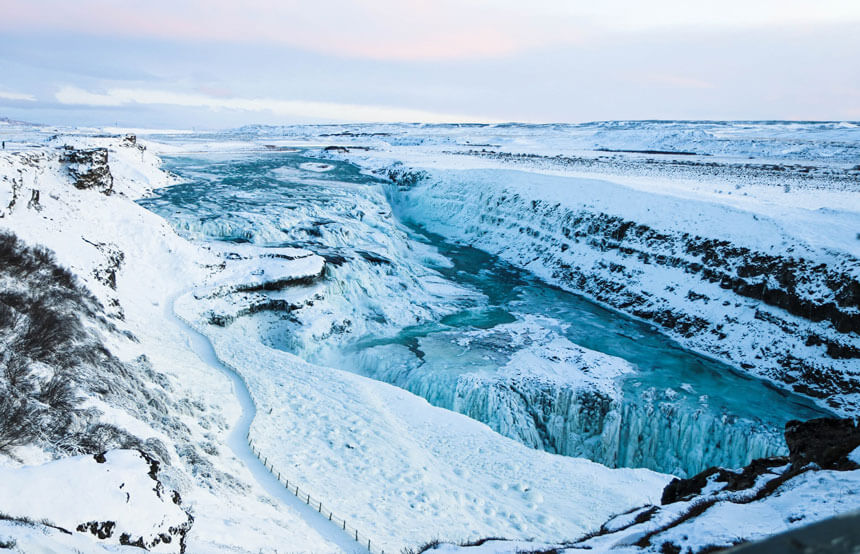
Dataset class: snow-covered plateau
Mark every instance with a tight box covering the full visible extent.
[0,119,858,553]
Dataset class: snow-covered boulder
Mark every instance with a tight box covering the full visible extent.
[0,449,193,553]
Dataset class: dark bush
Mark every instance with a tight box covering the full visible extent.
[0,394,38,452]
[0,231,110,454]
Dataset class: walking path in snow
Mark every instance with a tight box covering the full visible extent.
[167,293,365,553]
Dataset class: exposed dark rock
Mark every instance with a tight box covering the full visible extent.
[715,457,792,491]
[60,146,114,194]
[76,520,115,540]
[231,270,324,293]
[660,542,682,554]
[207,313,231,327]
[26,189,40,210]
[661,456,792,505]
[323,145,349,153]
[662,467,723,504]
[357,250,392,265]
[663,418,860,507]
[784,418,860,469]
[594,147,699,156]
[119,533,146,548]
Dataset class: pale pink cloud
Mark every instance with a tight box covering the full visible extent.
[0,0,575,61]
[4,0,859,62]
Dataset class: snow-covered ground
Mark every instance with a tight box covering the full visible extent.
[0,120,857,553]
[0,450,191,552]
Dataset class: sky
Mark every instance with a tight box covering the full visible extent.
[1,0,859,127]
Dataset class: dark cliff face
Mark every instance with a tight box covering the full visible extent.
[548,210,859,335]
[619,418,860,552]
[784,418,860,470]
[538,206,860,407]
[60,146,114,193]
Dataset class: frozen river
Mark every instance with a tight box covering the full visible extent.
[140,150,828,477]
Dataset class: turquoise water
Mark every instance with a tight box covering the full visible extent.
[361,227,821,420]
[141,151,829,476]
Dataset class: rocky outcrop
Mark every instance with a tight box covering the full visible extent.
[662,418,860,506]
[784,417,860,470]
[660,456,790,505]
[561,418,860,553]
[75,450,194,552]
[0,449,194,553]
[60,146,114,193]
